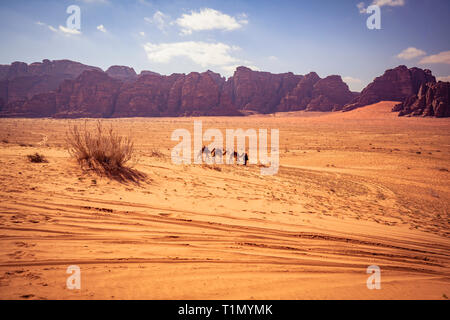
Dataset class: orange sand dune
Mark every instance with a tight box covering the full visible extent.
[0,102,449,300]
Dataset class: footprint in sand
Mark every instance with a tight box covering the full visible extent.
[14,241,36,248]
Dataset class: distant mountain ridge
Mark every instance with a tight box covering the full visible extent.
[0,59,447,118]
[343,65,437,112]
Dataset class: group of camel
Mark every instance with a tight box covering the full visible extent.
[198,146,249,166]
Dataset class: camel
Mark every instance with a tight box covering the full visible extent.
[223,149,249,166]
[200,147,249,166]
[197,146,211,162]
[211,148,226,163]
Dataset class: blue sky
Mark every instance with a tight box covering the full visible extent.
[0,0,449,91]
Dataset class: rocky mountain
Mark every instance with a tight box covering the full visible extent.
[392,81,450,118]
[227,67,302,114]
[1,62,353,117]
[106,66,138,83]
[112,70,241,117]
[276,73,356,112]
[307,75,356,112]
[0,60,446,118]
[277,72,320,112]
[343,65,436,112]
[0,59,101,111]
[5,70,122,118]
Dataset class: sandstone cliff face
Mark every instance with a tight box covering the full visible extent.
[392,81,450,118]
[179,70,241,116]
[178,71,224,115]
[277,72,320,112]
[0,59,101,105]
[54,70,123,118]
[0,65,9,80]
[2,60,443,118]
[307,75,355,112]
[0,64,358,117]
[276,73,354,112]
[113,73,182,117]
[113,70,240,117]
[139,71,160,77]
[5,70,122,118]
[21,93,56,117]
[0,80,7,111]
[106,66,138,82]
[230,67,302,114]
[343,65,436,111]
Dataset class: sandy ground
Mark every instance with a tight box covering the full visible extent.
[0,101,449,300]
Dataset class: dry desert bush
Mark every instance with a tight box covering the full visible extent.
[149,149,166,158]
[27,153,48,163]
[66,121,145,182]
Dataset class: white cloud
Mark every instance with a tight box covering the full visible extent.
[143,40,259,77]
[59,25,81,35]
[437,76,450,82]
[97,24,107,33]
[145,11,170,32]
[357,2,367,13]
[36,21,80,35]
[139,31,146,37]
[48,25,58,33]
[176,8,248,35]
[343,76,366,91]
[343,76,362,85]
[76,0,109,4]
[358,0,405,14]
[420,51,450,65]
[138,0,151,5]
[372,0,405,7]
[396,47,426,59]
[143,41,241,67]
[268,56,278,61]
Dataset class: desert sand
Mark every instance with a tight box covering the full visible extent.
[0,101,449,300]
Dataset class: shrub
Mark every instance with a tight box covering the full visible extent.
[66,121,138,180]
[149,149,165,158]
[27,153,48,163]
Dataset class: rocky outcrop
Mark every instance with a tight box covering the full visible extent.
[113,70,241,117]
[113,73,183,117]
[307,75,355,111]
[0,80,7,111]
[343,65,436,111]
[229,67,302,114]
[139,70,160,77]
[277,72,320,112]
[0,64,356,117]
[4,70,122,118]
[53,70,123,118]
[0,59,102,81]
[106,66,137,82]
[392,81,450,118]
[0,65,9,80]
[276,73,354,112]
[20,93,56,117]
[0,59,101,105]
[178,71,237,116]
[2,60,442,119]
